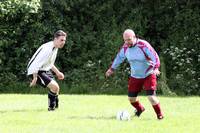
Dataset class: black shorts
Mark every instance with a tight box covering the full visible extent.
[29,71,54,88]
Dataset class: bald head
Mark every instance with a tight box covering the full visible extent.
[123,29,135,38]
[123,29,136,46]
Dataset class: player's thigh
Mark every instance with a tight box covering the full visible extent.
[144,75,159,105]
[36,71,53,88]
[144,74,157,91]
[128,77,143,96]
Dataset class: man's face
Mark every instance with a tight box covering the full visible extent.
[55,36,66,48]
[123,34,135,45]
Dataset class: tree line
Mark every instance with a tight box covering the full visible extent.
[0,0,199,95]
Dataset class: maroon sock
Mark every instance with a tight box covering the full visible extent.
[131,101,144,111]
[153,103,163,116]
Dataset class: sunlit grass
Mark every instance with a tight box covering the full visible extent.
[0,94,199,133]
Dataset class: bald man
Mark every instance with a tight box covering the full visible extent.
[106,29,164,119]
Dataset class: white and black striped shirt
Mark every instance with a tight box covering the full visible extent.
[27,41,58,75]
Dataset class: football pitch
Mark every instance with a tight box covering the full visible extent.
[0,94,199,133]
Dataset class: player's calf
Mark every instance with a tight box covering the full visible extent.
[55,95,59,109]
[48,90,57,111]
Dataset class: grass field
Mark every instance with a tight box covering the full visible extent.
[0,94,199,133]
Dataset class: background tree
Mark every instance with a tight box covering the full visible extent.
[0,0,199,95]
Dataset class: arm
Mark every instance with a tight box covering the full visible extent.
[29,73,38,87]
[29,48,51,87]
[143,47,161,75]
[106,47,126,77]
[51,65,64,80]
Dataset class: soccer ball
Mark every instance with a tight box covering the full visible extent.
[116,110,131,121]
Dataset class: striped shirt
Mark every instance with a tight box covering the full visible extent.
[27,41,58,75]
[111,39,160,78]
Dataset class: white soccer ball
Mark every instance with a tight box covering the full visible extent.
[116,110,131,121]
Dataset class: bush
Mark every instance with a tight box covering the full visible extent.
[0,0,199,95]
[159,4,200,95]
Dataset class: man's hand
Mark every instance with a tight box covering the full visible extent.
[56,72,64,80]
[51,65,64,80]
[30,77,37,87]
[105,68,114,77]
[153,68,161,76]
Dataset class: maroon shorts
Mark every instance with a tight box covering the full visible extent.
[128,74,157,93]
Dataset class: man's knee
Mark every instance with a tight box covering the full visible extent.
[47,80,60,93]
[147,95,159,105]
[128,97,137,103]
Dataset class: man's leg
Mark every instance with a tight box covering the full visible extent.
[48,90,57,111]
[128,96,145,117]
[128,77,145,117]
[147,91,164,119]
[145,74,164,119]
[47,80,60,111]
[55,95,59,108]
[36,71,60,111]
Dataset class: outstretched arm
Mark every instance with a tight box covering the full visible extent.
[105,47,126,77]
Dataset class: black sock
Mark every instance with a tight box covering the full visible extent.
[48,91,56,109]
[55,95,59,108]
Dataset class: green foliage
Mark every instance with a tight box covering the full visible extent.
[0,0,42,82]
[0,0,199,95]
[158,1,200,95]
[163,46,199,95]
[157,56,176,96]
[0,0,40,17]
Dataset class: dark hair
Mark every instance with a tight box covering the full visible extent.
[54,30,67,38]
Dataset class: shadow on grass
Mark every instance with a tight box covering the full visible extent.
[65,115,116,120]
[0,108,45,114]
[65,115,156,121]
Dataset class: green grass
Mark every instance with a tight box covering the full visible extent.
[0,94,199,133]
